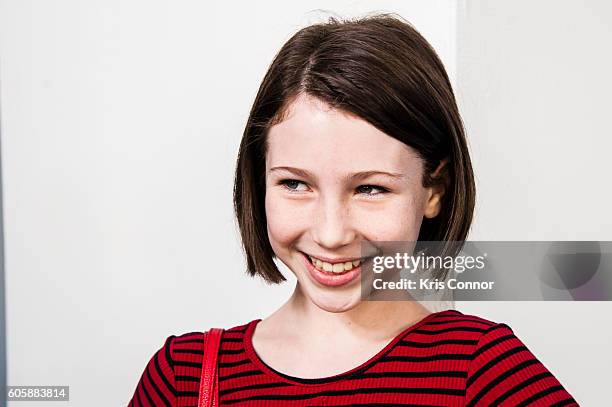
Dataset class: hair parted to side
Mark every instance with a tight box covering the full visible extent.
[233,13,475,284]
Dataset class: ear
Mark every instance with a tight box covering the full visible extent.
[423,159,449,219]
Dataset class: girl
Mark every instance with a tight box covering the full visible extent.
[129,14,578,406]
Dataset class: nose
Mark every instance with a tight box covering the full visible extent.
[311,195,356,250]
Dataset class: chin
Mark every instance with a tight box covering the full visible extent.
[289,256,366,313]
[306,289,363,313]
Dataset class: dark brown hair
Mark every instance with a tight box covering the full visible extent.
[233,13,475,284]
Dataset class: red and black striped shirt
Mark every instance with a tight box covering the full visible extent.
[128,309,579,406]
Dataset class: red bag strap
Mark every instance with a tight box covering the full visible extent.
[197,328,224,407]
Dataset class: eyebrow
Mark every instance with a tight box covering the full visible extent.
[268,166,407,182]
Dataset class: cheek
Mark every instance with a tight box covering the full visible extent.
[359,196,425,241]
[265,190,307,249]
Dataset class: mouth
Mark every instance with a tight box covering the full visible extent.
[305,254,356,273]
[300,252,363,287]
[300,252,371,275]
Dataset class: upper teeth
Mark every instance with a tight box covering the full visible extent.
[309,256,361,273]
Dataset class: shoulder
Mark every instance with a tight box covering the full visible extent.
[417,309,532,348]
[169,320,252,353]
[425,310,525,373]
[128,335,177,406]
[400,309,506,359]
[428,310,579,406]
[128,321,255,406]
[425,309,499,327]
[426,310,538,362]
[415,309,500,340]
[167,320,254,375]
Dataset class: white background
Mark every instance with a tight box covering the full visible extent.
[0,0,609,405]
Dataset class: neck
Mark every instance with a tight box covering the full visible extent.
[268,282,432,343]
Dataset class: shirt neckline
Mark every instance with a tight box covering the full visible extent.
[242,309,455,387]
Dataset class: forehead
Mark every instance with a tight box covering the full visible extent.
[266,94,422,175]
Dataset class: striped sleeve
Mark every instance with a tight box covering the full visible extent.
[465,323,579,406]
[127,335,177,407]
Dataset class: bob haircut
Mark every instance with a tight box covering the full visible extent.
[233,13,475,284]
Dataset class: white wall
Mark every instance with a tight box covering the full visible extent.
[456,1,612,405]
[3,0,608,405]
[0,1,458,406]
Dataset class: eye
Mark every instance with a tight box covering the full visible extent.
[356,185,389,197]
[279,179,309,192]
[278,179,389,198]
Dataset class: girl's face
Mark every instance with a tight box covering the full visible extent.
[265,94,444,312]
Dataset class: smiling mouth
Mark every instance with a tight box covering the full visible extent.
[301,252,371,274]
